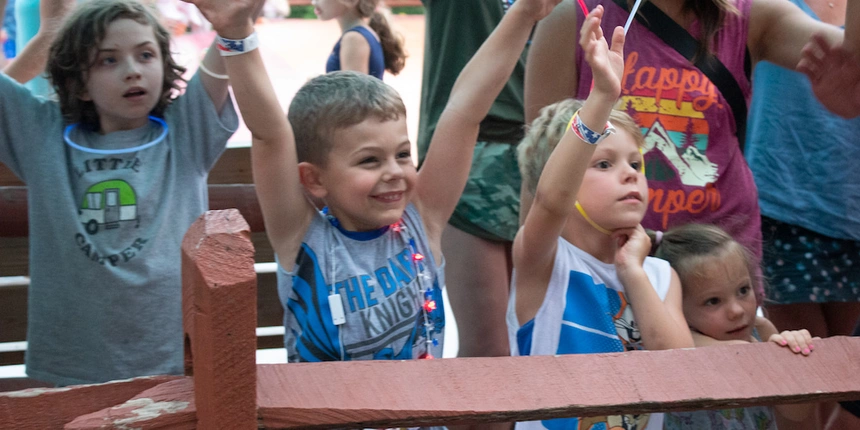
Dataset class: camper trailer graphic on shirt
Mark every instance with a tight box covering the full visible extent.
[78,180,140,235]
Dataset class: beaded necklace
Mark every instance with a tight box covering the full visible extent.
[322,207,439,359]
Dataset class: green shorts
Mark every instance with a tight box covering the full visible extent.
[447,141,521,243]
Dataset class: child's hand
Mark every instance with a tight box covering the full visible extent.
[613,224,650,272]
[769,330,819,356]
[511,0,563,22]
[180,0,263,37]
[579,6,625,100]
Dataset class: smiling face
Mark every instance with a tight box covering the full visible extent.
[573,129,648,231]
[81,18,164,133]
[309,116,415,231]
[682,244,757,342]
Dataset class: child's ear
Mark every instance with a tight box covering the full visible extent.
[298,161,328,199]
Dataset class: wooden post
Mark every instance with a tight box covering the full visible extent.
[181,209,257,429]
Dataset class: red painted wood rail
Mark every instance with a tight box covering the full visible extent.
[0,210,858,429]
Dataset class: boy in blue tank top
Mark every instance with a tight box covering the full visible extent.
[508,6,693,429]
[187,0,562,361]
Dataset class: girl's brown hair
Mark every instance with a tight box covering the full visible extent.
[653,223,758,291]
[358,0,406,75]
[47,0,186,130]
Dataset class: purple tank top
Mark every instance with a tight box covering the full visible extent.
[575,0,761,261]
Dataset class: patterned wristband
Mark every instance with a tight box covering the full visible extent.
[568,109,615,145]
[215,32,260,56]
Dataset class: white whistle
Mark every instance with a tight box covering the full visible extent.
[328,294,346,325]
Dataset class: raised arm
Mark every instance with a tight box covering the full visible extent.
[514,7,624,287]
[416,0,561,241]
[3,0,75,84]
[183,0,314,265]
[198,39,231,113]
[520,0,580,225]
[196,1,268,113]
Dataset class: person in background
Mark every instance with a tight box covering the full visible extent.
[6,0,73,94]
[315,0,405,79]
[0,0,237,386]
[417,0,527,363]
[747,1,860,428]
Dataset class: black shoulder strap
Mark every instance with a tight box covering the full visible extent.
[610,0,749,152]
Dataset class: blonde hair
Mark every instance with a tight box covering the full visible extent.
[518,98,645,196]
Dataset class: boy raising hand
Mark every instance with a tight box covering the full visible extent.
[510,7,692,429]
[185,0,561,361]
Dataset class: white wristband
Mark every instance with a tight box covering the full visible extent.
[198,61,229,80]
[215,32,260,56]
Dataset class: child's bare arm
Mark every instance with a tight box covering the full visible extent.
[514,7,623,321]
[416,0,560,240]
[754,316,818,421]
[198,2,268,113]
[3,0,75,83]
[183,0,314,264]
[616,238,694,350]
[198,41,231,113]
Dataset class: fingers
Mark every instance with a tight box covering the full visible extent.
[796,57,818,82]
[797,33,832,80]
[579,5,604,46]
[609,25,625,55]
[770,329,815,355]
[611,227,634,243]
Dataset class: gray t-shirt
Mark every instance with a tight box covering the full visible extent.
[0,73,238,386]
[277,204,445,361]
